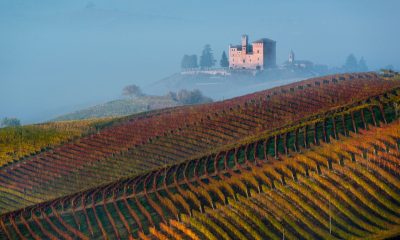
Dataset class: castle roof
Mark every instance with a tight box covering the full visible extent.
[230,36,275,51]
[230,38,275,49]
[252,38,276,43]
[231,45,242,50]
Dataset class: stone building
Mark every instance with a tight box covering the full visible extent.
[284,50,313,69]
[229,34,276,70]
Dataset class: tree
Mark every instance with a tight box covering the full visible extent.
[167,89,212,104]
[1,117,21,127]
[200,44,215,69]
[358,57,368,72]
[122,84,143,98]
[181,55,198,69]
[166,91,177,101]
[181,55,190,69]
[220,51,229,68]
[188,55,198,69]
[343,54,358,72]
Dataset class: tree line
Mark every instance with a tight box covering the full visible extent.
[1,117,21,128]
[181,44,229,70]
[122,84,212,105]
[343,54,368,72]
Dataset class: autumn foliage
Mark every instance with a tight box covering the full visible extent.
[1,72,400,239]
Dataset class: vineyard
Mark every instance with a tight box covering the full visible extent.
[0,72,400,239]
[0,118,115,167]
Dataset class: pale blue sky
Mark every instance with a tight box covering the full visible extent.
[1,0,399,123]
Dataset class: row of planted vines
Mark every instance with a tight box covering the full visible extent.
[1,72,399,215]
[0,119,113,168]
[176,123,400,240]
[1,73,400,239]
[0,73,400,239]
[1,110,400,239]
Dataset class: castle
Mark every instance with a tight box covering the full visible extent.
[229,34,276,70]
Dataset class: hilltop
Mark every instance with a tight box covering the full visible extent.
[53,96,181,121]
[147,68,315,100]
[53,89,213,121]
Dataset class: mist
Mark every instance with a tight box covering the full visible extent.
[1,0,399,124]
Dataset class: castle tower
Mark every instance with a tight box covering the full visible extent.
[228,34,276,70]
[242,34,248,54]
[289,50,295,63]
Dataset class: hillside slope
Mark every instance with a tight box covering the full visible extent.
[0,72,399,214]
[0,118,115,167]
[53,96,181,121]
[0,72,399,239]
[147,70,311,100]
[148,122,400,240]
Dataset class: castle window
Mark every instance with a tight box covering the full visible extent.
[243,59,245,63]
[257,50,259,53]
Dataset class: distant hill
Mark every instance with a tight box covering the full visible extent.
[53,95,181,121]
[146,68,316,100]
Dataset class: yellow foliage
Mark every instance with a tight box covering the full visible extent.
[0,118,113,167]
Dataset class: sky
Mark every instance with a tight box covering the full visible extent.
[1,0,400,123]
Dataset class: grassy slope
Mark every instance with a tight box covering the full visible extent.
[53,96,180,121]
[0,118,114,167]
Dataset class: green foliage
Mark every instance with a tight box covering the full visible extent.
[344,54,358,71]
[219,51,229,68]
[181,54,198,69]
[122,84,144,98]
[358,57,368,71]
[0,119,111,166]
[199,44,215,69]
[343,54,368,72]
[1,73,400,239]
[1,117,21,127]
[167,89,213,105]
[53,96,180,121]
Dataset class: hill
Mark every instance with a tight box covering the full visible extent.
[0,72,400,239]
[53,96,181,121]
[146,68,315,100]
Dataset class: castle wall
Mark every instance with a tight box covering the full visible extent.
[229,37,276,70]
[229,43,264,70]
[263,41,276,68]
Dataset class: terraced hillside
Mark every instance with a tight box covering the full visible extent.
[0,72,400,239]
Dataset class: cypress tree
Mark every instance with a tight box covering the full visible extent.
[220,51,229,68]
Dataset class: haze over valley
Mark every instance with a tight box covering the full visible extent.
[1,1,400,123]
